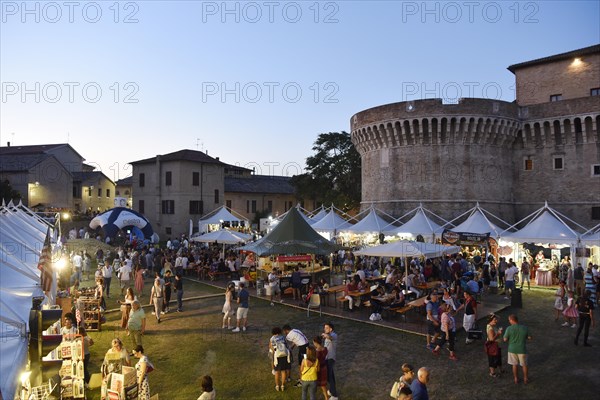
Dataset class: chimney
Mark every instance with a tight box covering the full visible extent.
[216,157,219,161]
[7,142,10,147]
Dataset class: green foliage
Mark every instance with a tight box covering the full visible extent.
[0,179,21,203]
[291,132,361,212]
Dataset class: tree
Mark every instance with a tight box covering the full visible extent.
[290,131,361,212]
[0,179,21,204]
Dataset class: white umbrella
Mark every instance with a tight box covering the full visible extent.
[190,229,250,244]
[190,229,251,260]
[354,240,461,258]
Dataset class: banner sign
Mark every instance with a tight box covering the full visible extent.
[442,230,490,246]
[276,255,312,262]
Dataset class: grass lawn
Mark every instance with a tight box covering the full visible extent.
[82,281,599,400]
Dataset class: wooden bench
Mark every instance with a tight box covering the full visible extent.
[209,271,231,281]
[390,305,413,322]
[337,297,350,310]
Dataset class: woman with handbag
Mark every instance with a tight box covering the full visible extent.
[485,313,504,377]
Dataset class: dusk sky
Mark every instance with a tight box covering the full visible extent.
[1,1,599,180]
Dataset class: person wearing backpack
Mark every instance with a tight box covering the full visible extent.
[269,327,291,392]
[149,273,165,323]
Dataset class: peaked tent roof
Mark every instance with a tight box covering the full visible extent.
[274,205,313,224]
[383,207,445,238]
[311,209,353,233]
[581,224,600,247]
[449,204,508,236]
[238,208,339,256]
[309,206,328,224]
[342,208,391,234]
[501,203,583,244]
[199,206,249,225]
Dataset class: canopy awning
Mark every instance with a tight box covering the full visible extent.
[355,240,461,258]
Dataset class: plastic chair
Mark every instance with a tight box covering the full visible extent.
[307,294,322,317]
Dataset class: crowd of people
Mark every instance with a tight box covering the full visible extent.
[55,231,599,399]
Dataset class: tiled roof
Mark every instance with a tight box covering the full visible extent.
[115,176,133,186]
[225,175,295,194]
[0,153,52,172]
[0,143,84,159]
[130,149,225,165]
[72,171,114,185]
[508,44,600,73]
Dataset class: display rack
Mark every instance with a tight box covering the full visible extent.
[58,334,86,399]
[79,297,102,331]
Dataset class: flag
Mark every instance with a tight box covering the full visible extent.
[37,227,53,292]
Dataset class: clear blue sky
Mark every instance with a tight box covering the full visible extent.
[1,1,599,180]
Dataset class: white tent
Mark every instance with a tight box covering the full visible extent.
[198,206,249,232]
[309,206,328,224]
[448,203,510,237]
[355,241,461,258]
[383,205,447,241]
[311,209,353,234]
[342,207,392,234]
[0,201,53,399]
[581,224,600,247]
[500,202,583,244]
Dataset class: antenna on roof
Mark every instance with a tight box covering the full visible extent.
[196,138,204,151]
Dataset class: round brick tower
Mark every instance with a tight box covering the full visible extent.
[350,98,521,223]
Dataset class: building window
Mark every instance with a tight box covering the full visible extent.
[226,200,232,209]
[288,201,293,210]
[246,200,250,213]
[106,188,110,197]
[116,190,120,196]
[139,200,145,214]
[97,188,102,197]
[550,94,562,102]
[591,88,600,96]
[165,171,172,186]
[87,188,92,197]
[139,173,145,187]
[592,164,600,177]
[161,200,175,214]
[214,189,219,204]
[189,200,203,215]
[553,157,564,170]
[251,200,257,213]
[193,172,200,186]
[267,200,273,213]
[166,227,172,235]
[72,186,79,198]
[125,190,130,196]
[524,158,533,171]
[592,207,600,220]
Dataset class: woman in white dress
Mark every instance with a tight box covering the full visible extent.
[133,345,152,400]
[222,283,235,329]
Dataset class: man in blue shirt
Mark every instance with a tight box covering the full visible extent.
[232,282,249,332]
[410,367,430,400]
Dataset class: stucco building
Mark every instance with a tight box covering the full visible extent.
[224,173,298,221]
[0,143,115,213]
[351,45,600,227]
